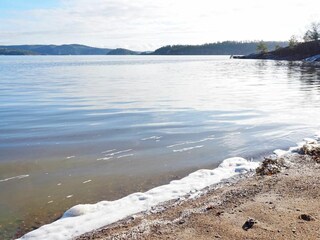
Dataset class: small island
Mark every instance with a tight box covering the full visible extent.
[234,40,320,62]
[234,22,320,62]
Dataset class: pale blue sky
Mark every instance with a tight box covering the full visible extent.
[0,0,58,10]
[0,0,319,50]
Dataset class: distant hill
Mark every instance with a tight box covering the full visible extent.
[0,41,291,56]
[0,44,112,55]
[0,48,37,55]
[237,40,320,61]
[151,41,288,55]
[107,48,139,55]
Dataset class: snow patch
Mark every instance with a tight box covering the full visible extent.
[18,157,259,240]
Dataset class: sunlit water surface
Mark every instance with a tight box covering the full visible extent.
[0,56,320,238]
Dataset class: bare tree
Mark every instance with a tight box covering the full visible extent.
[289,35,299,48]
[303,22,320,42]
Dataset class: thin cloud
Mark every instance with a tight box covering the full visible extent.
[0,0,319,50]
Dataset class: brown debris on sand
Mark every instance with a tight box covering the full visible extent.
[302,141,320,162]
[255,157,287,176]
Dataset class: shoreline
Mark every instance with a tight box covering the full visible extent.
[76,142,320,239]
[18,136,320,239]
[18,157,259,239]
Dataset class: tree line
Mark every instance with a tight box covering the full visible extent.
[152,41,288,55]
[257,22,320,53]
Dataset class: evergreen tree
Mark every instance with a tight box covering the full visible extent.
[256,41,268,54]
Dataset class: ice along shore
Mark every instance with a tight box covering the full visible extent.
[19,134,320,240]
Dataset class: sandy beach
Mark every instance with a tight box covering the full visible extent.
[76,146,320,240]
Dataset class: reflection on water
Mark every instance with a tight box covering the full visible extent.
[0,56,320,238]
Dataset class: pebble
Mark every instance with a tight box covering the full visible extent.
[178,219,185,224]
[216,211,224,216]
[242,218,257,231]
[299,214,315,221]
[206,205,214,210]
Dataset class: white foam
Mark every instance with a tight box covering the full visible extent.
[141,136,162,141]
[117,154,134,159]
[66,156,75,159]
[273,149,287,157]
[105,149,132,157]
[0,174,29,183]
[274,137,319,157]
[167,137,215,148]
[166,142,187,148]
[83,180,92,184]
[18,157,259,240]
[101,149,116,154]
[173,145,204,153]
[314,131,320,141]
[97,157,113,161]
[89,122,102,126]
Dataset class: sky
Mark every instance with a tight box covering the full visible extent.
[0,0,319,51]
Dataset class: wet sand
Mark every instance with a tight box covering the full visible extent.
[77,153,320,240]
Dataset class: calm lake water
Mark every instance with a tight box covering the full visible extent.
[1,56,320,239]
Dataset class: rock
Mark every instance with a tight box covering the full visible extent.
[299,214,315,221]
[304,54,320,62]
[242,218,257,231]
